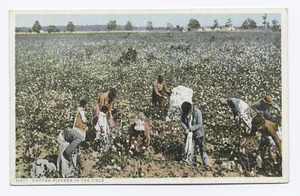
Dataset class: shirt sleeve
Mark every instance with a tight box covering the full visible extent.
[94,103,100,118]
[63,138,82,161]
[190,110,203,132]
[272,103,281,112]
[180,115,188,130]
[252,101,261,112]
[270,127,282,155]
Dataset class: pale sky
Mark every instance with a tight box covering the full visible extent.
[15,13,281,28]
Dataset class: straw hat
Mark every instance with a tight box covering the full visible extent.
[263,96,273,104]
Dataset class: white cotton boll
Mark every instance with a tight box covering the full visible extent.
[238,164,243,173]
[107,165,113,170]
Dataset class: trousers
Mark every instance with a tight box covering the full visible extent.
[194,136,210,167]
[57,131,76,178]
[152,91,165,117]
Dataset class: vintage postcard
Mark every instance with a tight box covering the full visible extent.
[10,8,288,185]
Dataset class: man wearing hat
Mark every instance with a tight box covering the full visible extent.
[57,128,96,178]
[128,118,150,153]
[220,98,252,134]
[243,116,282,168]
[180,101,210,168]
[252,95,281,121]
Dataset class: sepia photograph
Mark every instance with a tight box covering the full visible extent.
[9,8,288,185]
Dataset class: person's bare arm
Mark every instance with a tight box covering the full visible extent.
[163,81,171,94]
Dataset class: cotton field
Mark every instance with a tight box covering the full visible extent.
[15,31,282,178]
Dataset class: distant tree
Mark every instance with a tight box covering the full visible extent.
[262,14,268,30]
[188,18,200,29]
[166,23,173,31]
[212,19,219,29]
[67,22,75,32]
[47,25,59,33]
[28,28,32,33]
[107,20,117,31]
[124,21,133,31]
[225,18,232,27]
[32,20,41,33]
[272,19,280,31]
[241,20,249,29]
[146,21,153,31]
[248,19,257,29]
[241,18,257,29]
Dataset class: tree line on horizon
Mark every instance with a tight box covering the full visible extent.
[15,14,281,33]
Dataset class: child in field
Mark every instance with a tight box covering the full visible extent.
[128,117,150,154]
[95,88,118,136]
[94,106,110,152]
[73,99,88,139]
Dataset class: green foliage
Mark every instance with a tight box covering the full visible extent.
[272,19,280,31]
[225,18,232,27]
[166,23,173,31]
[212,19,219,29]
[124,21,133,31]
[116,47,137,65]
[32,20,41,33]
[146,21,153,31]
[43,168,61,178]
[262,14,268,30]
[15,32,282,178]
[188,18,200,29]
[67,21,75,32]
[107,20,117,31]
[241,18,257,29]
[47,25,59,33]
